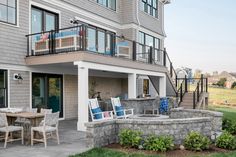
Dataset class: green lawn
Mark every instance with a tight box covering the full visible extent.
[208,87,236,107]
[69,148,159,157]
[209,107,236,121]
[70,148,236,157]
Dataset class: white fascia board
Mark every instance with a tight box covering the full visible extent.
[74,61,166,77]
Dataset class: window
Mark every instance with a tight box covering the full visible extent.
[31,6,59,33]
[97,0,116,11]
[143,79,149,95]
[0,70,7,108]
[139,31,161,61]
[140,0,158,18]
[86,26,115,55]
[0,0,17,25]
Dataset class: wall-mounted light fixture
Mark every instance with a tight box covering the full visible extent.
[13,73,23,84]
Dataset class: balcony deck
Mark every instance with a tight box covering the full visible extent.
[25,51,168,73]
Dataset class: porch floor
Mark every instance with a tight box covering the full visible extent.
[0,120,90,157]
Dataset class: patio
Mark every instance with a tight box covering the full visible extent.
[0,120,90,157]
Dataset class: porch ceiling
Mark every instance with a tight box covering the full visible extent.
[25,51,168,74]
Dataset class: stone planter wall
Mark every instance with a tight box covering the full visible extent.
[85,109,223,148]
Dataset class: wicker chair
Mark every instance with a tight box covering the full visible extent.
[31,112,60,148]
[0,113,24,148]
[40,109,52,114]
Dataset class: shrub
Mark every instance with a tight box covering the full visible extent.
[118,129,142,148]
[143,135,174,152]
[216,131,236,150]
[222,118,236,134]
[184,131,211,151]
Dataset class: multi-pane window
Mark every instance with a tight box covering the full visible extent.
[97,0,116,11]
[140,0,158,18]
[31,7,59,33]
[0,0,17,25]
[86,26,115,55]
[139,32,160,50]
[139,31,161,61]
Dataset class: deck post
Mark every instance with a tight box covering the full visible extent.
[128,73,137,99]
[159,76,166,97]
[76,63,89,131]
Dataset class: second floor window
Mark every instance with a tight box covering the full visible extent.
[140,0,158,18]
[0,0,17,25]
[97,0,116,11]
[31,6,59,34]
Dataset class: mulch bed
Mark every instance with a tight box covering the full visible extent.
[105,144,231,157]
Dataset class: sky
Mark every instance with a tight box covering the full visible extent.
[164,0,236,74]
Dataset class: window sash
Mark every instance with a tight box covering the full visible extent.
[97,0,116,11]
[141,0,158,18]
[0,0,16,25]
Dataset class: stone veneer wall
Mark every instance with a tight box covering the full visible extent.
[85,108,223,148]
[121,98,159,114]
[89,77,128,100]
[170,108,223,133]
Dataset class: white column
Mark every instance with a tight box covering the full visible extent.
[159,76,166,97]
[128,73,137,99]
[77,65,89,131]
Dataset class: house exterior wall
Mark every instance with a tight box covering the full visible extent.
[0,0,169,120]
[89,76,128,100]
[9,70,30,108]
[64,74,78,119]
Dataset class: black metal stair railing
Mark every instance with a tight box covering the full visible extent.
[193,75,208,109]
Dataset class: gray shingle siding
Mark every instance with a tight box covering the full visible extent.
[0,0,166,67]
[0,0,167,112]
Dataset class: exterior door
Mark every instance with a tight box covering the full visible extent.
[32,73,63,117]
[0,70,7,108]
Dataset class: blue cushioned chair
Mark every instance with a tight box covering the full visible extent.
[111,97,134,119]
[88,98,113,121]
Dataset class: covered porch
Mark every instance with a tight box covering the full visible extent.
[26,53,168,131]
[74,61,166,131]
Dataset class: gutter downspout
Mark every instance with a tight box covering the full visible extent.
[136,0,141,41]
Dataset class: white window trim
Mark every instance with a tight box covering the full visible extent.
[91,0,118,13]
[0,0,19,27]
[139,0,160,20]
[29,0,61,34]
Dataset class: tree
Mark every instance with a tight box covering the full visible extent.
[216,78,227,87]
[231,82,236,89]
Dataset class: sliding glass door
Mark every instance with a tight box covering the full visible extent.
[0,70,7,108]
[32,73,63,117]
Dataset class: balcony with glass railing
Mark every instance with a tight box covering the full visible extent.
[26,24,176,81]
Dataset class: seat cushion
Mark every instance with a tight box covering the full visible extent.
[91,107,103,120]
[0,126,23,132]
[32,126,57,132]
[115,106,124,116]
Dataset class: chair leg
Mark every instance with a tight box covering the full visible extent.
[31,129,33,146]
[56,129,60,145]
[21,128,24,145]
[10,132,13,143]
[43,131,47,148]
[4,132,9,148]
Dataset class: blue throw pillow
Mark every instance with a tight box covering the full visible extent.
[91,107,103,119]
[115,106,124,116]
